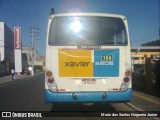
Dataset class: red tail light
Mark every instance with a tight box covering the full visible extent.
[48,77,54,83]
[124,77,129,83]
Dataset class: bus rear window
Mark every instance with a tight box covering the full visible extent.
[49,16,128,46]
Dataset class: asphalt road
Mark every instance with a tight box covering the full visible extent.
[0,73,156,120]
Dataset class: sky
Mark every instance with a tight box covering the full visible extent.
[0,0,159,56]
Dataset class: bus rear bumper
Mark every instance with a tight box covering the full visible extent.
[45,89,132,102]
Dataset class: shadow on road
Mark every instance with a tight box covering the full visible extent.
[50,102,117,117]
[51,102,116,112]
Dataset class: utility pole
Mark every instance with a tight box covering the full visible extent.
[29,27,40,76]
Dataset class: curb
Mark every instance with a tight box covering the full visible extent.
[0,72,44,87]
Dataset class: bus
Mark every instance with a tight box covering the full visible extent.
[45,10,132,103]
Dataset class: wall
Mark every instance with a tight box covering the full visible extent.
[0,22,14,74]
[4,23,14,63]
[0,22,4,61]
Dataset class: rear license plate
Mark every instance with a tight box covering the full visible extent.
[82,79,96,84]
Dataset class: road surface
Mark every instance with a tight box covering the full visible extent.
[0,73,159,120]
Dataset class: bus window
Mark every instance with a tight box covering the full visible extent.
[49,17,128,46]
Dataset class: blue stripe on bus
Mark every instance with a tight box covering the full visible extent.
[93,49,119,77]
[45,89,132,102]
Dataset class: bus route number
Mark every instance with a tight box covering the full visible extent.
[101,55,113,61]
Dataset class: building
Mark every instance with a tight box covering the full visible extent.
[131,46,160,71]
[35,56,45,71]
[22,47,45,71]
[21,47,37,70]
[0,22,14,75]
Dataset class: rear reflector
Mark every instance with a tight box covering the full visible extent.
[60,89,65,91]
[113,88,118,90]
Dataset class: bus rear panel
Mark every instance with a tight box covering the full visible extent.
[45,13,132,103]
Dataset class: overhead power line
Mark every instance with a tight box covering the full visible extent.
[32,0,40,27]
[21,0,34,26]
[7,0,28,27]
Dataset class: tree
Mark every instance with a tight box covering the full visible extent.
[141,39,160,46]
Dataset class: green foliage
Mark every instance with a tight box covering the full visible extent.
[141,40,160,46]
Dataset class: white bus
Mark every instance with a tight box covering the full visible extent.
[45,10,132,103]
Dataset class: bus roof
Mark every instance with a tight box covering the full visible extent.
[49,13,126,20]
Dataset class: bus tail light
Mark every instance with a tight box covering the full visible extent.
[124,77,129,83]
[48,77,54,83]
[49,83,57,91]
[46,70,57,91]
[121,83,128,90]
[125,70,131,76]
[46,71,52,77]
[120,70,131,90]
